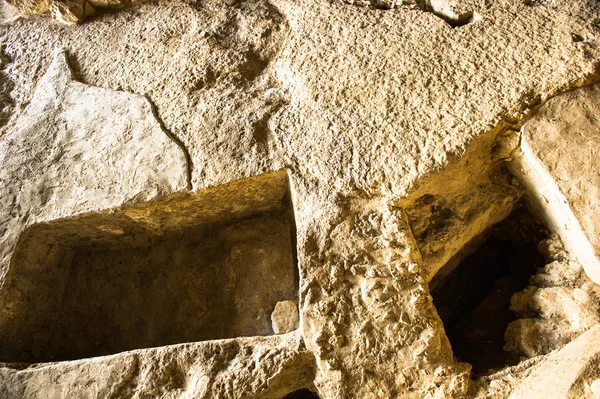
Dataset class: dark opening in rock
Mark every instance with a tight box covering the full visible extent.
[430,204,548,375]
[0,170,299,363]
[281,388,321,399]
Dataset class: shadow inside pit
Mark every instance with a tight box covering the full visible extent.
[430,204,547,375]
[281,389,321,399]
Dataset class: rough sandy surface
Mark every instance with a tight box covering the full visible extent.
[0,0,600,397]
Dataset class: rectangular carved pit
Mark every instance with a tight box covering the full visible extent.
[0,170,298,362]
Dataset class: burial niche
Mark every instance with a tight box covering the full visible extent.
[429,203,548,375]
[0,170,299,363]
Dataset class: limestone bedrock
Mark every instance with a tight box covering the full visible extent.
[272,300,300,334]
[0,332,316,399]
[0,0,600,398]
[511,84,600,284]
[0,51,188,285]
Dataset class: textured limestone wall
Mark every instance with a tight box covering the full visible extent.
[1,0,600,398]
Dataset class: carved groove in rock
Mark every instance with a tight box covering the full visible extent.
[0,170,299,363]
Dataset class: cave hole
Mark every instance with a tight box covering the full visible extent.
[429,204,548,375]
[281,388,321,399]
[0,170,299,363]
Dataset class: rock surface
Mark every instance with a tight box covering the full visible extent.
[272,300,300,334]
[0,0,599,398]
[518,84,600,283]
[505,234,600,358]
[0,49,188,286]
[0,332,315,399]
[507,325,600,399]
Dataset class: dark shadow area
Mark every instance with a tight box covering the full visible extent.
[281,389,321,399]
[0,170,299,363]
[430,205,547,375]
